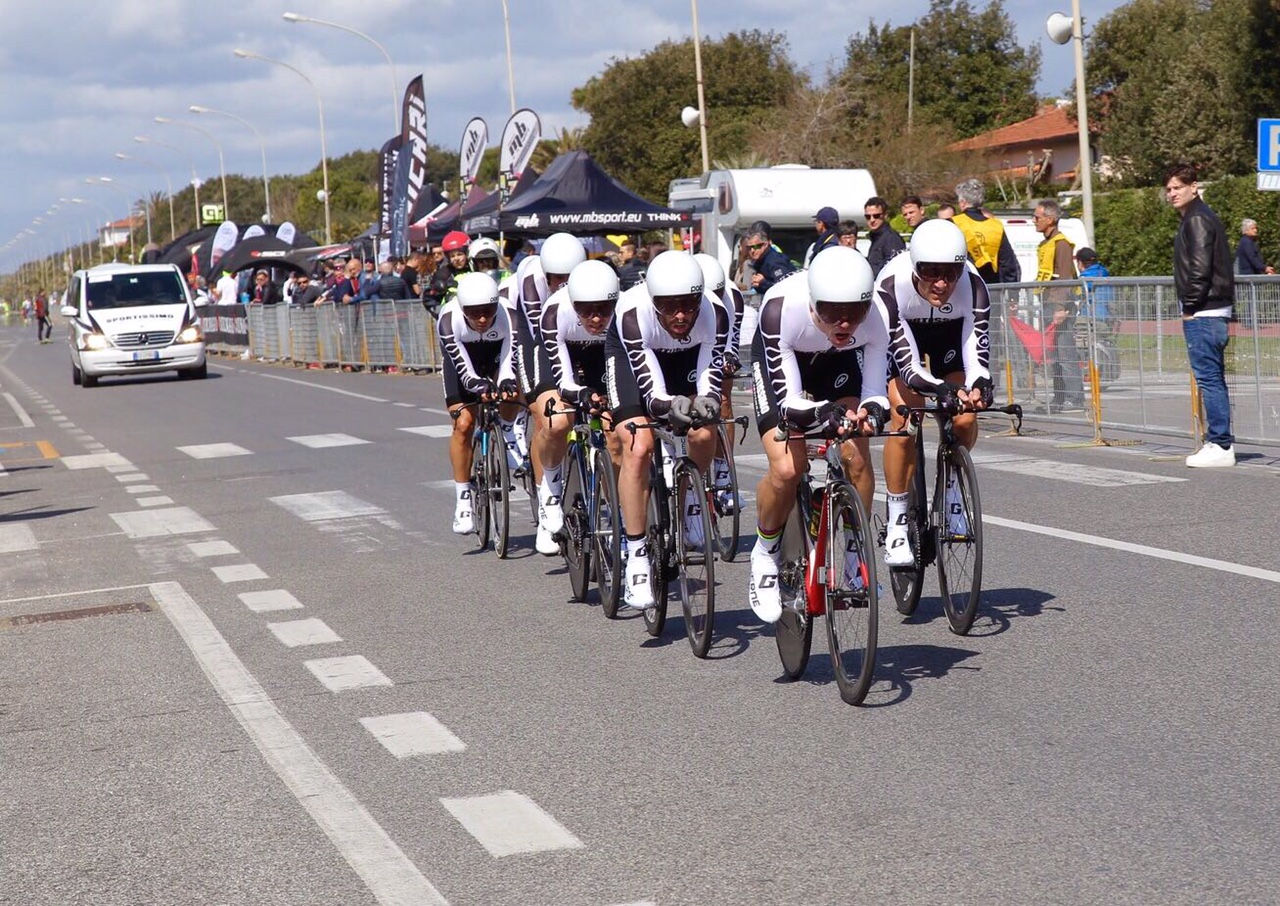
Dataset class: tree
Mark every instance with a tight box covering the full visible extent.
[843,0,1040,140]
[572,30,803,201]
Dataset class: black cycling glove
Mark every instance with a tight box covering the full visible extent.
[668,396,695,429]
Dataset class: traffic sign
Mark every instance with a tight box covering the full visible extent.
[1258,119,1280,190]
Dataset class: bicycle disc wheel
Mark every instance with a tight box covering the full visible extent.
[674,461,715,658]
[825,482,878,705]
[562,448,590,602]
[470,430,490,551]
[889,479,926,616]
[488,424,511,559]
[935,445,983,634]
[592,447,623,618]
[774,489,813,680]
[642,487,669,638]
[711,424,742,562]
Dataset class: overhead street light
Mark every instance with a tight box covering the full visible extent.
[116,151,177,242]
[136,134,202,230]
[1047,1,1095,245]
[85,176,138,262]
[155,115,229,221]
[190,105,272,223]
[282,12,399,134]
[688,0,710,175]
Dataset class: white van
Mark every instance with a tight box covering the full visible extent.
[61,262,207,387]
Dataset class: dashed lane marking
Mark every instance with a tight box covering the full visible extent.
[137,496,175,507]
[178,443,253,459]
[304,655,393,692]
[115,472,150,482]
[110,507,215,539]
[2,392,34,427]
[400,425,452,439]
[360,712,467,758]
[62,452,130,469]
[270,491,387,521]
[0,524,38,553]
[969,452,1186,487]
[125,484,161,494]
[268,617,343,648]
[439,791,585,858]
[288,433,371,449]
[188,540,239,558]
[212,564,269,583]
[239,589,304,613]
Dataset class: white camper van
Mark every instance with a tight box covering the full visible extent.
[669,165,879,285]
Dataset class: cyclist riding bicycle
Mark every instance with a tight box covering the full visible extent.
[877,218,992,567]
[748,245,890,623]
[694,252,745,513]
[468,237,509,283]
[606,251,727,611]
[437,272,521,535]
[529,259,622,555]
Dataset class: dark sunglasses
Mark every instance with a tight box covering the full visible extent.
[914,262,965,284]
[573,300,616,319]
[814,300,871,326]
[745,242,768,251]
[865,211,886,220]
[462,303,499,323]
[652,293,702,316]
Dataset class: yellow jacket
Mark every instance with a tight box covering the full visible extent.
[1036,231,1074,282]
[952,212,1005,275]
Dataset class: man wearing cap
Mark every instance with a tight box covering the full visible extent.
[864,195,906,277]
[805,206,841,266]
[1075,247,1114,329]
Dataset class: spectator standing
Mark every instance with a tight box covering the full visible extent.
[289,272,323,307]
[1234,219,1275,275]
[952,179,1020,283]
[251,269,282,304]
[34,289,51,343]
[214,270,240,306]
[936,203,956,221]
[1075,247,1114,327]
[1034,199,1083,410]
[399,256,423,298]
[836,220,860,249]
[332,258,364,306]
[1166,163,1237,467]
[864,195,906,277]
[617,238,646,290]
[426,231,472,312]
[362,260,411,300]
[744,223,795,297]
[804,206,841,265]
[900,195,928,229]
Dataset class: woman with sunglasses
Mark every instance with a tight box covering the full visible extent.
[747,246,889,624]
[606,251,728,612]
[438,272,521,535]
[877,219,993,567]
[527,260,623,556]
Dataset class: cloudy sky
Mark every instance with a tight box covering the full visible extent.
[0,0,1123,271]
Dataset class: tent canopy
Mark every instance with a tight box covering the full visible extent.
[158,223,319,277]
[460,170,539,235]
[216,236,309,276]
[409,186,493,246]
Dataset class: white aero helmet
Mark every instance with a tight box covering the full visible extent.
[806,245,874,310]
[539,232,587,275]
[468,236,501,264]
[908,218,969,271]
[645,251,705,299]
[693,252,726,294]
[456,271,500,309]
[567,259,620,306]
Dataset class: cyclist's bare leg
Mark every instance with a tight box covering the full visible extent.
[531,388,570,476]
[755,429,807,535]
[686,424,716,475]
[940,370,978,450]
[614,415,654,537]
[449,403,476,483]
[884,378,920,496]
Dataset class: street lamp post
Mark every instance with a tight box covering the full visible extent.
[234,49,331,243]
[155,115,229,221]
[92,176,151,246]
[1047,1,1095,245]
[500,0,517,115]
[282,12,399,134]
[71,197,120,262]
[85,177,138,262]
[189,105,272,223]
[690,0,710,174]
[136,134,201,230]
[115,151,177,242]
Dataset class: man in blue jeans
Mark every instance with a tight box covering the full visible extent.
[1165,162,1236,468]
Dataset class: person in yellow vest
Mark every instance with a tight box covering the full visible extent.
[1035,199,1084,410]
[952,178,1020,283]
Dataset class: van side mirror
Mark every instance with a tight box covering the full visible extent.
[61,305,77,318]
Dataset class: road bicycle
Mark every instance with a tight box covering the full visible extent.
[450,399,513,557]
[771,418,880,706]
[885,397,1022,634]
[709,417,750,561]
[544,399,623,616]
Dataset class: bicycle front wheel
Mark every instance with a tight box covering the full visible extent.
[592,447,623,618]
[774,489,813,680]
[674,461,715,658]
[825,482,878,706]
[710,424,741,562]
[642,487,669,638]
[934,445,983,634]
[889,479,926,616]
[487,424,511,559]
[470,430,491,551]
[562,447,590,602]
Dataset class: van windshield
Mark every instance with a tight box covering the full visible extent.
[86,271,186,310]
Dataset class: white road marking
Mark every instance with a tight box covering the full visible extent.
[288,433,371,449]
[3,392,34,427]
[268,618,343,648]
[400,425,452,439]
[424,479,457,490]
[239,589,304,612]
[252,370,391,403]
[137,496,175,507]
[439,791,585,858]
[212,564,269,583]
[105,463,139,473]
[733,453,769,470]
[62,452,131,470]
[83,442,108,451]
[150,583,448,906]
[270,491,386,521]
[178,442,252,459]
[360,713,467,758]
[115,473,150,482]
[51,415,70,423]
[0,524,38,553]
[305,655,393,692]
[393,402,417,408]
[110,507,215,538]
[125,484,160,494]
[188,540,239,557]
[970,454,1185,487]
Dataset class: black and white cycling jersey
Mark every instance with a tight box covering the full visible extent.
[540,286,608,400]
[712,284,745,367]
[510,255,552,341]
[436,299,516,398]
[874,252,991,392]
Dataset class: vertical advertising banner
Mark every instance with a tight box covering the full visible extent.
[458,116,489,209]
[390,75,428,258]
[210,221,239,273]
[498,108,541,206]
[378,135,403,236]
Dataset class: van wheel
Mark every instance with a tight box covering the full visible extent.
[72,363,82,386]
[180,362,208,380]
[82,372,98,388]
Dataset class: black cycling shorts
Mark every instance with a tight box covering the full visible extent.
[604,329,699,423]
[751,332,864,435]
[442,340,501,408]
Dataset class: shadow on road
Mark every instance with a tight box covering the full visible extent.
[1,505,93,523]
[894,586,1060,638]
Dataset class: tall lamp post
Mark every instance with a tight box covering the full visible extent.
[89,176,151,247]
[154,115,229,220]
[85,177,138,262]
[189,105,272,223]
[500,0,517,115]
[115,151,177,242]
[234,49,332,243]
[1047,2,1094,245]
[689,0,710,174]
[282,12,399,134]
[71,196,120,261]
[136,134,202,230]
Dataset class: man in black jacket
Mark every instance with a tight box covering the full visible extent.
[1165,162,1236,467]
[1235,219,1274,275]
[744,223,795,297]
[864,195,905,276]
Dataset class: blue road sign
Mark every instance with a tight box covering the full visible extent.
[1259,119,1280,172]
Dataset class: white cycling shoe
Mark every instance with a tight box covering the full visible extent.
[944,483,969,536]
[535,522,560,556]
[452,503,474,535]
[748,544,783,624]
[540,496,564,535]
[624,546,655,610]
[883,518,914,567]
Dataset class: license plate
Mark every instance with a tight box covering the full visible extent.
[132,350,160,362]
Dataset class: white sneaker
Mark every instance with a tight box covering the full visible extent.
[884,515,913,567]
[540,495,564,535]
[452,501,474,535]
[748,543,783,623]
[535,522,560,556]
[624,544,654,610]
[682,491,705,549]
[945,482,969,536]
[1186,442,1235,468]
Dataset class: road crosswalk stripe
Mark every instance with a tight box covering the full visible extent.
[238,589,303,612]
[439,790,585,857]
[211,564,269,583]
[287,433,371,449]
[110,506,215,538]
[400,425,453,438]
[137,496,175,507]
[304,655,393,692]
[177,442,252,459]
[360,712,467,757]
[188,540,239,558]
[268,618,343,648]
[270,491,386,521]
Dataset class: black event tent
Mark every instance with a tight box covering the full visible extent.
[498,150,688,235]
[459,170,539,235]
[157,223,318,278]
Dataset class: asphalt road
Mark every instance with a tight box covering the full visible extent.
[3,325,1279,906]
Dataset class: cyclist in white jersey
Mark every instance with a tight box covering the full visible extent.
[437,272,520,534]
[528,260,621,555]
[606,252,727,610]
[876,219,992,567]
[694,253,746,513]
[747,246,889,622]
